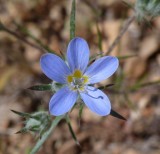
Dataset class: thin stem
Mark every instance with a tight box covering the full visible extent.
[106,15,135,55]
[96,23,103,54]
[70,0,76,40]
[30,115,65,154]
[0,23,47,53]
[66,115,80,145]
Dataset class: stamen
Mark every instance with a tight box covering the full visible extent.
[84,91,104,99]
[66,70,89,92]
[83,76,88,83]
[73,70,82,78]
[67,75,73,83]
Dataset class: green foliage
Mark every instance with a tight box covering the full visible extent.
[28,84,52,91]
[30,115,65,154]
[12,110,52,138]
[28,82,63,93]
[135,0,160,21]
[66,115,80,145]
[78,103,84,123]
[70,0,76,40]
[12,110,65,154]
[11,110,32,118]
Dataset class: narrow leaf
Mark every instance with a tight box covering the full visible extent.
[28,84,52,91]
[70,0,76,40]
[110,109,126,121]
[15,128,28,134]
[96,23,103,53]
[98,84,114,90]
[11,110,32,118]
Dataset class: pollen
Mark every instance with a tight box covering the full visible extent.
[83,76,88,83]
[67,70,89,91]
[73,70,82,78]
[67,75,73,83]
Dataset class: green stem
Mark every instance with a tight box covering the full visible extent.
[66,115,79,145]
[70,0,76,40]
[96,23,103,54]
[30,115,65,154]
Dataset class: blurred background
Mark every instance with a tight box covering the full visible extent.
[0,0,160,154]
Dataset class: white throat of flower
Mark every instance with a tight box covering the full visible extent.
[67,70,104,100]
[67,70,88,92]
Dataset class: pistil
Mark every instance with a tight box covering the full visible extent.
[67,70,89,91]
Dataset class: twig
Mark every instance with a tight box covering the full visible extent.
[0,23,47,53]
[106,15,135,55]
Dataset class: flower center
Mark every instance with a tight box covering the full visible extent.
[67,70,88,91]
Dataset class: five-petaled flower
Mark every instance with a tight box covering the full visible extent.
[40,37,119,116]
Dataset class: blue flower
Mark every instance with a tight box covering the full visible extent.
[40,37,119,116]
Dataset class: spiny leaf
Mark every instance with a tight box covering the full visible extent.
[98,84,114,90]
[15,127,28,134]
[110,109,126,121]
[29,125,41,132]
[70,0,76,40]
[28,84,52,91]
[11,110,32,118]
[38,123,51,139]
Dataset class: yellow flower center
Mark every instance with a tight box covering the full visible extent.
[67,70,88,91]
